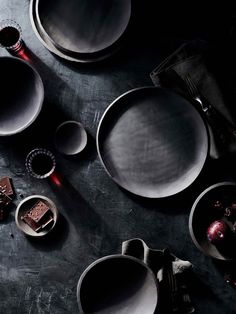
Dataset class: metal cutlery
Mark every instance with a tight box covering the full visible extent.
[183,74,236,144]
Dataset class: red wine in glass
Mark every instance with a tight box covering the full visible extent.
[0,20,23,52]
[25,148,56,179]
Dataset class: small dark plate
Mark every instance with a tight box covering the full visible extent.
[189,182,236,260]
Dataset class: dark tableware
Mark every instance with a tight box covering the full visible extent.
[189,182,236,260]
[96,86,209,198]
[54,121,87,156]
[77,254,159,314]
[36,0,131,54]
[0,19,24,53]
[184,74,236,145]
[0,56,44,136]
[30,0,131,63]
[25,148,56,179]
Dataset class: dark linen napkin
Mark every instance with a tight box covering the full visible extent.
[150,39,236,159]
[122,238,195,314]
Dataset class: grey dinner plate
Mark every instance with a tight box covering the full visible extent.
[97,87,209,198]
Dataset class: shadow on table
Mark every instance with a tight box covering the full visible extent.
[47,172,121,255]
[120,154,236,216]
[213,259,236,288]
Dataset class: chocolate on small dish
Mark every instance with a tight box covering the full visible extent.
[21,200,54,232]
[16,195,58,237]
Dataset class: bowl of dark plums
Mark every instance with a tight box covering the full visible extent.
[189,182,236,260]
[15,195,58,237]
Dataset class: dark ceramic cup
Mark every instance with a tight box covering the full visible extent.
[77,253,159,314]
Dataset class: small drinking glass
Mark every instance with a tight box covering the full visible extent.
[0,19,24,53]
[25,148,56,179]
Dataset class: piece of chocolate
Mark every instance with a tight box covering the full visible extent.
[21,214,42,232]
[0,177,14,197]
[27,200,51,223]
[21,200,54,232]
[0,191,12,222]
[0,191,12,210]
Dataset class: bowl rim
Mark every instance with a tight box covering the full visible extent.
[76,254,159,314]
[54,120,88,155]
[0,56,44,136]
[15,194,58,237]
[189,181,236,260]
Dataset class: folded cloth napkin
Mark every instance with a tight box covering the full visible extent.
[150,39,236,159]
[122,238,195,314]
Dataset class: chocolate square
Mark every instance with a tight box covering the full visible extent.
[21,215,42,232]
[0,177,14,197]
[21,200,54,232]
[27,200,51,223]
[0,191,12,210]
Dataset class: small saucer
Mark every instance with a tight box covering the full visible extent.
[54,121,87,156]
[15,195,58,237]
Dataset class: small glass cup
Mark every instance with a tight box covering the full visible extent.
[0,19,24,53]
[25,148,56,179]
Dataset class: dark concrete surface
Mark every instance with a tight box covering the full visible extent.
[1,1,236,313]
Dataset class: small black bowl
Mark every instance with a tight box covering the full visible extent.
[189,182,236,260]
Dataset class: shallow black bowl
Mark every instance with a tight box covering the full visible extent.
[189,182,236,260]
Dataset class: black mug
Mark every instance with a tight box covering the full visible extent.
[77,241,160,314]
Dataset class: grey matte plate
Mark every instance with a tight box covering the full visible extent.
[30,0,129,63]
[36,0,131,55]
[97,87,209,198]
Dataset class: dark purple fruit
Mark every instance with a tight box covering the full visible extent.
[207,220,229,244]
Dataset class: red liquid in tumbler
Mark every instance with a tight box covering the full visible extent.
[0,26,20,47]
[31,154,54,176]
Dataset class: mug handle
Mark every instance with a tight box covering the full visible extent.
[121,238,164,274]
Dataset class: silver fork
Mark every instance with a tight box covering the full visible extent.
[184,75,208,112]
[184,74,236,140]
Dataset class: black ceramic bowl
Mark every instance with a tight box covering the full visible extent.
[189,182,236,260]
[0,56,44,136]
[77,254,159,314]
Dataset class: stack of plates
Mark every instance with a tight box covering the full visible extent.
[30,0,131,63]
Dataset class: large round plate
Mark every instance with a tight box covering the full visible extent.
[29,0,126,63]
[36,0,131,55]
[96,87,209,198]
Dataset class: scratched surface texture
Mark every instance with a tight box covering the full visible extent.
[1,1,236,314]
